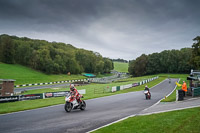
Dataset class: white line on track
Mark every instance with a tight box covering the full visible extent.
[86,114,137,133]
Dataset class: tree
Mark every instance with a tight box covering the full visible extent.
[178,48,192,73]
[95,60,104,74]
[191,36,200,70]
[159,50,169,73]
[103,58,113,73]
[146,53,161,74]
[167,50,179,73]
[0,35,15,64]
[130,54,148,76]
[128,60,135,75]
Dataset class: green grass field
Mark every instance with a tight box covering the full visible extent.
[113,61,128,73]
[94,107,200,133]
[0,75,163,114]
[0,62,85,85]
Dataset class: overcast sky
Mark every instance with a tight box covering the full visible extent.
[0,0,199,60]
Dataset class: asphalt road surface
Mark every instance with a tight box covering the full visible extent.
[0,78,178,133]
[14,83,70,93]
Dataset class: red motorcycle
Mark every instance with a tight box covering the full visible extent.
[64,92,86,112]
[144,90,151,100]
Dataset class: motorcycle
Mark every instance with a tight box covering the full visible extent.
[169,78,171,84]
[64,92,86,112]
[144,90,151,100]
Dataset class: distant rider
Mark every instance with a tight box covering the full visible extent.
[169,78,171,83]
[70,84,82,104]
[144,85,151,96]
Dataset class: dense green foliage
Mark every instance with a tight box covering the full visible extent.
[0,34,113,74]
[112,58,128,63]
[129,47,193,76]
[129,36,200,76]
[191,36,200,70]
[113,61,128,72]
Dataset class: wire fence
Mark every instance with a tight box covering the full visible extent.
[94,86,112,94]
[89,73,129,84]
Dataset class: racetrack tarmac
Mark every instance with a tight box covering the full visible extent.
[14,83,70,93]
[0,78,178,133]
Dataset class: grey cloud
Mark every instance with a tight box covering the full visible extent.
[0,0,199,60]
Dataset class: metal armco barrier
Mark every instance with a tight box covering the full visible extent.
[0,96,20,103]
[14,79,88,88]
[52,91,69,97]
[112,76,159,92]
[21,94,44,100]
[192,87,200,97]
[132,83,139,87]
[0,89,85,103]
[44,91,69,98]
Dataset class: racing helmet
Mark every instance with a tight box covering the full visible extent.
[70,84,75,91]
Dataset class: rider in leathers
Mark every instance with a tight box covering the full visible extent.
[144,85,151,96]
[70,84,82,104]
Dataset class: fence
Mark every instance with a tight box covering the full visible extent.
[0,89,86,103]
[111,76,159,92]
[93,76,159,94]
[89,74,129,84]
[94,86,112,94]
[14,79,89,88]
[14,73,128,87]
[192,87,200,97]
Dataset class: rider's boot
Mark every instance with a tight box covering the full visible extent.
[77,99,82,105]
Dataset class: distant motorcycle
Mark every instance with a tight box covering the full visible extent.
[169,78,171,84]
[64,92,86,112]
[144,90,151,100]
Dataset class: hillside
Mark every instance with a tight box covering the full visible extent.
[0,34,113,75]
[0,62,85,85]
[113,61,128,73]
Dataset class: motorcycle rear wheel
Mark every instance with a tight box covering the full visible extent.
[80,100,86,110]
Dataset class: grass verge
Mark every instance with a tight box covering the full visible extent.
[93,107,200,133]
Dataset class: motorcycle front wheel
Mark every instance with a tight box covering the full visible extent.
[65,102,72,112]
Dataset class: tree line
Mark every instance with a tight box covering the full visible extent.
[0,34,113,74]
[112,58,128,63]
[128,36,200,76]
